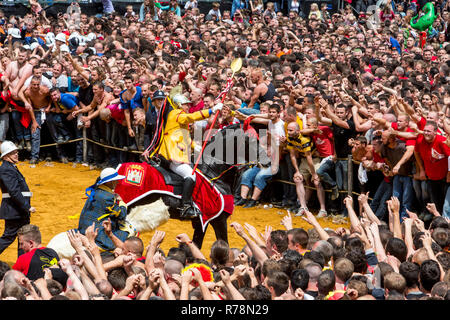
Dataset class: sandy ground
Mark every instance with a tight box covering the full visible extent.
[0,161,349,266]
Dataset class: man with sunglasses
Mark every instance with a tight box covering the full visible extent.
[0,141,35,257]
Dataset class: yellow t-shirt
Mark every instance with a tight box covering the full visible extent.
[284,115,312,154]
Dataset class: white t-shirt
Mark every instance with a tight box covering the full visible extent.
[185,0,197,9]
[268,119,285,147]
[207,9,221,19]
[23,75,53,89]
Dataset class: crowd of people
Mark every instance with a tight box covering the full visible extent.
[0,0,449,301]
[0,197,449,301]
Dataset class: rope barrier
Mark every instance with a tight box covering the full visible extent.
[39,138,84,148]
[35,136,382,204]
[84,138,142,154]
[271,179,374,200]
[37,136,142,154]
[36,138,384,200]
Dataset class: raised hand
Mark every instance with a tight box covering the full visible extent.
[294,288,304,300]
[281,211,293,230]
[358,192,369,204]
[406,209,419,220]
[244,222,261,241]
[123,253,136,268]
[238,252,249,265]
[86,222,99,242]
[230,222,246,237]
[343,195,353,207]
[67,229,83,250]
[175,233,191,244]
[302,210,316,225]
[219,269,231,284]
[387,197,400,215]
[149,230,166,248]
[261,225,273,244]
[58,258,74,274]
[426,203,440,216]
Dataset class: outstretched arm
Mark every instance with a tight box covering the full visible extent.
[324,104,350,129]
[230,222,268,266]
[144,230,165,274]
[175,233,207,261]
[102,218,126,251]
[64,52,90,81]
[302,210,330,241]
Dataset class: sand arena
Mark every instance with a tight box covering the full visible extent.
[0,162,349,266]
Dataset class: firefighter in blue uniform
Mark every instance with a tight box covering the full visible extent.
[0,141,36,257]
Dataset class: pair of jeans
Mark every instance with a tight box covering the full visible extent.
[392,175,414,221]
[11,110,31,141]
[370,180,393,221]
[46,112,71,141]
[237,108,260,116]
[316,158,337,189]
[335,160,349,191]
[0,112,9,141]
[46,113,83,161]
[30,111,43,160]
[241,166,273,191]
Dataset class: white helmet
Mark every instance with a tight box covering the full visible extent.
[55,33,67,43]
[172,94,191,108]
[1,141,18,158]
[7,28,21,39]
[99,167,125,184]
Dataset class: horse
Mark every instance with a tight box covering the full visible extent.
[47,122,270,259]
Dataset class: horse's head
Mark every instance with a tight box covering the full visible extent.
[201,123,271,167]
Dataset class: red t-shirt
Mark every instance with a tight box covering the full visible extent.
[189,100,205,113]
[311,126,334,157]
[417,117,444,136]
[373,151,392,183]
[107,104,125,125]
[13,247,59,280]
[414,134,450,180]
[391,122,416,146]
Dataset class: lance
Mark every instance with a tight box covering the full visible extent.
[191,58,243,175]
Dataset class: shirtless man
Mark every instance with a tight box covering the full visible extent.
[247,68,276,110]
[21,76,51,164]
[72,82,115,167]
[120,75,144,139]
[350,136,373,163]
[5,47,33,100]
[141,83,152,112]
[72,81,115,125]
[4,48,33,150]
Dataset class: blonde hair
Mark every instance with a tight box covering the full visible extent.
[17,224,41,244]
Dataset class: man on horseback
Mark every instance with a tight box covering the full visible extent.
[148,92,223,219]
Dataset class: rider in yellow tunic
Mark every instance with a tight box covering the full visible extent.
[151,93,223,219]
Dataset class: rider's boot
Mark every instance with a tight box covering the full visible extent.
[179,177,200,219]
